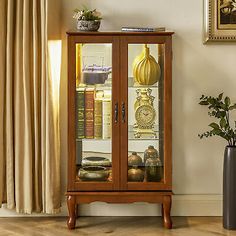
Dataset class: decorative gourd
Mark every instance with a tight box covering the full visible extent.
[128,152,143,166]
[133,44,161,85]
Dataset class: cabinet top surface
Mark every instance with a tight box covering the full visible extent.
[66,30,174,36]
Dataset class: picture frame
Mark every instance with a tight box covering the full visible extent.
[203,0,236,43]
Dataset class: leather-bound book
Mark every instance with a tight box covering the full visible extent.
[94,91,104,139]
[102,90,112,139]
[75,44,82,88]
[76,87,85,139]
[85,88,95,139]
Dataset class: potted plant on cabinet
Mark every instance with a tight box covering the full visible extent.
[73,7,102,32]
[199,93,236,230]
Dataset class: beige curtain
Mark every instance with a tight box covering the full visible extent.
[0,0,60,214]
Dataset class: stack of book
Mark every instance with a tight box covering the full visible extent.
[121,26,165,32]
[76,87,112,140]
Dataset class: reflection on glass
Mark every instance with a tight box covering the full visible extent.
[75,43,112,182]
[128,44,164,183]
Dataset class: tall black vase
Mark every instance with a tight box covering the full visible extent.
[223,146,236,230]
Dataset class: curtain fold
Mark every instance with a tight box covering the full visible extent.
[0,0,7,207]
[6,0,15,210]
[0,0,60,214]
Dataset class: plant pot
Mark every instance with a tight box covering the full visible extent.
[223,146,236,229]
[77,20,101,31]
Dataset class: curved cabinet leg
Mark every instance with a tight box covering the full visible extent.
[76,204,79,219]
[163,195,172,229]
[161,204,164,219]
[67,195,76,230]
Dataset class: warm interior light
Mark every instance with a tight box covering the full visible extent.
[48,40,62,105]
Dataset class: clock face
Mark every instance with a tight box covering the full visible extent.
[135,105,156,128]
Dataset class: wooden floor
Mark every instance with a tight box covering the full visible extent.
[0,217,236,236]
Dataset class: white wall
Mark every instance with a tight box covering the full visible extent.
[59,0,236,216]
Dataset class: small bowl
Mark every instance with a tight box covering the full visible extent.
[77,20,101,31]
[78,166,109,181]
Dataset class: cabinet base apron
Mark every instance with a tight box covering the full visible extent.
[66,191,172,230]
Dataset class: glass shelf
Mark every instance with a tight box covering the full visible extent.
[76,77,112,90]
[75,77,160,90]
[76,138,111,142]
[128,77,159,88]
[128,136,159,141]
[128,125,159,140]
[77,137,160,142]
[76,83,112,91]
[128,135,160,140]
[76,126,160,142]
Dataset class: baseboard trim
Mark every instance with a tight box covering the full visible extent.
[172,194,222,216]
[0,194,222,217]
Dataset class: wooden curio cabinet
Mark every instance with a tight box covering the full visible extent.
[66,31,174,229]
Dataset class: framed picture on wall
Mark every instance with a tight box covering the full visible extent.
[203,0,236,42]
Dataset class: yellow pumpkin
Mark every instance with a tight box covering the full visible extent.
[132,44,161,85]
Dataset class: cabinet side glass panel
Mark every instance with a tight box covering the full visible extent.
[75,43,113,182]
[127,44,164,183]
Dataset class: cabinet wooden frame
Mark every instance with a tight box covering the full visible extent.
[120,35,172,191]
[66,31,174,230]
[67,35,120,191]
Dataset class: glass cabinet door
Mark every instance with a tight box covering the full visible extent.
[75,43,112,182]
[68,38,120,191]
[120,38,172,190]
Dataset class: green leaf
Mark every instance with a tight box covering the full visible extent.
[220,118,227,128]
[212,129,221,135]
[209,123,219,129]
[215,111,226,118]
[218,93,223,101]
[221,111,226,117]
[218,132,229,141]
[208,98,215,105]
[225,97,231,106]
[199,101,209,105]
[229,104,236,110]
[216,111,226,118]
[229,129,234,137]
[220,103,227,110]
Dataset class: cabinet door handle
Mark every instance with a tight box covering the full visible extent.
[114,103,118,123]
[122,102,125,123]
